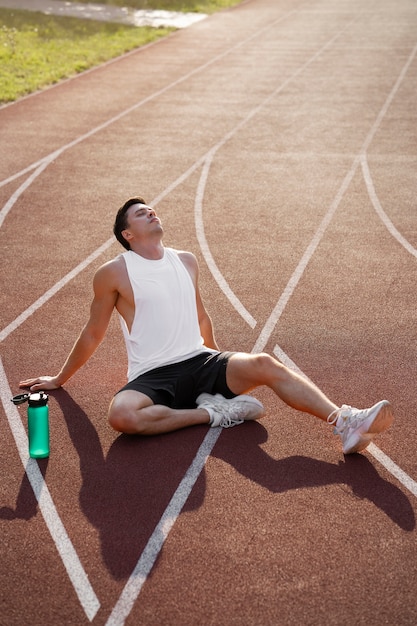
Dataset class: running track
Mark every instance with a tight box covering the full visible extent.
[1,0,416,624]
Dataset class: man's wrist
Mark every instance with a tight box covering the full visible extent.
[54,373,67,387]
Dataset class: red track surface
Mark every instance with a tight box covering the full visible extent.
[1,0,416,624]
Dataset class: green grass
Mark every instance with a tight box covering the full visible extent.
[0,0,241,104]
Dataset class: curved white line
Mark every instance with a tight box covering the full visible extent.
[361,154,417,260]
[0,158,54,228]
[195,149,257,329]
[361,42,417,155]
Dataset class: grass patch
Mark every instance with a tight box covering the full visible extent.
[0,9,172,104]
[0,0,241,104]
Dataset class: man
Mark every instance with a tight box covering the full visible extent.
[20,197,393,454]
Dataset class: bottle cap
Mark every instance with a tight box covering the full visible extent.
[28,391,49,407]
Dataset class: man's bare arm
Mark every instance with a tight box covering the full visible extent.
[19,263,119,392]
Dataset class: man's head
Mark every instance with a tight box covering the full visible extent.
[113,197,147,250]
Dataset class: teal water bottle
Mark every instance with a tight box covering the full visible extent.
[27,391,50,458]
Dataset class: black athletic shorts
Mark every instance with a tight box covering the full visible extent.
[116,351,237,409]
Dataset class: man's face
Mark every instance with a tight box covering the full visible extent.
[123,203,163,243]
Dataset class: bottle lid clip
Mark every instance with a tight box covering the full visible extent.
[11,393,30,405]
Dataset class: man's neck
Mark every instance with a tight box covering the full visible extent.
[130,241,165,260]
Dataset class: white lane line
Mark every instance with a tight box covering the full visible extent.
[105,427,221,626]
[361,154,417,259]
[361,42,417,156]
[0,238,115,343]
[273,344,311,378]
[367,444,417,497]
[252,157,359,354]
[0,159,45,189]
[0,358,100,622]
[0,159,53,229]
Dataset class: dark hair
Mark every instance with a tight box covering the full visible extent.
[113,197,146,250]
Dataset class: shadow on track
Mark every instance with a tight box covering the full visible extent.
[212,421,415,532]
[0,459,48,521]
[50,389,206,580]
[2,398,413,579]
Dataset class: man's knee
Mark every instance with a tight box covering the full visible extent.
[107,391,152,434]
[108,402,136,433]
[252,352,287,381]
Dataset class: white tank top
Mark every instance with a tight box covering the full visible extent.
[120,248,209,381]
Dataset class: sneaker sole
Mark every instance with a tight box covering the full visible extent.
[343,401,394,454]
[229,395,265,420]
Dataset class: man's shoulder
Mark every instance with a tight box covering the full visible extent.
[172,249,198,280]
[94,254,127,283]
[172,248,196,262]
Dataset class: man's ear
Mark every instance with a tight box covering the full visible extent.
[122,229,133,243]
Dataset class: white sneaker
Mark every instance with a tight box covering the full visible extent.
[328,400,393,454]
[196,393,265,428]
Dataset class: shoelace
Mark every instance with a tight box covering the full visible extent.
[219,404,245,426]
[327,405,360,435]
[220,414,244,427]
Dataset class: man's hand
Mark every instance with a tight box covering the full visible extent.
[19,376,62,392]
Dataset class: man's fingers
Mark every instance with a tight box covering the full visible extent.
[19,377,57,391]
[19,379,35,389]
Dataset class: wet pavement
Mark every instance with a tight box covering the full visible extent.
[0,0,207,28]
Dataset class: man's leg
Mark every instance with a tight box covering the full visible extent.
[108,390,210,435]
[222,352,393,454]
[225,352,338,421]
